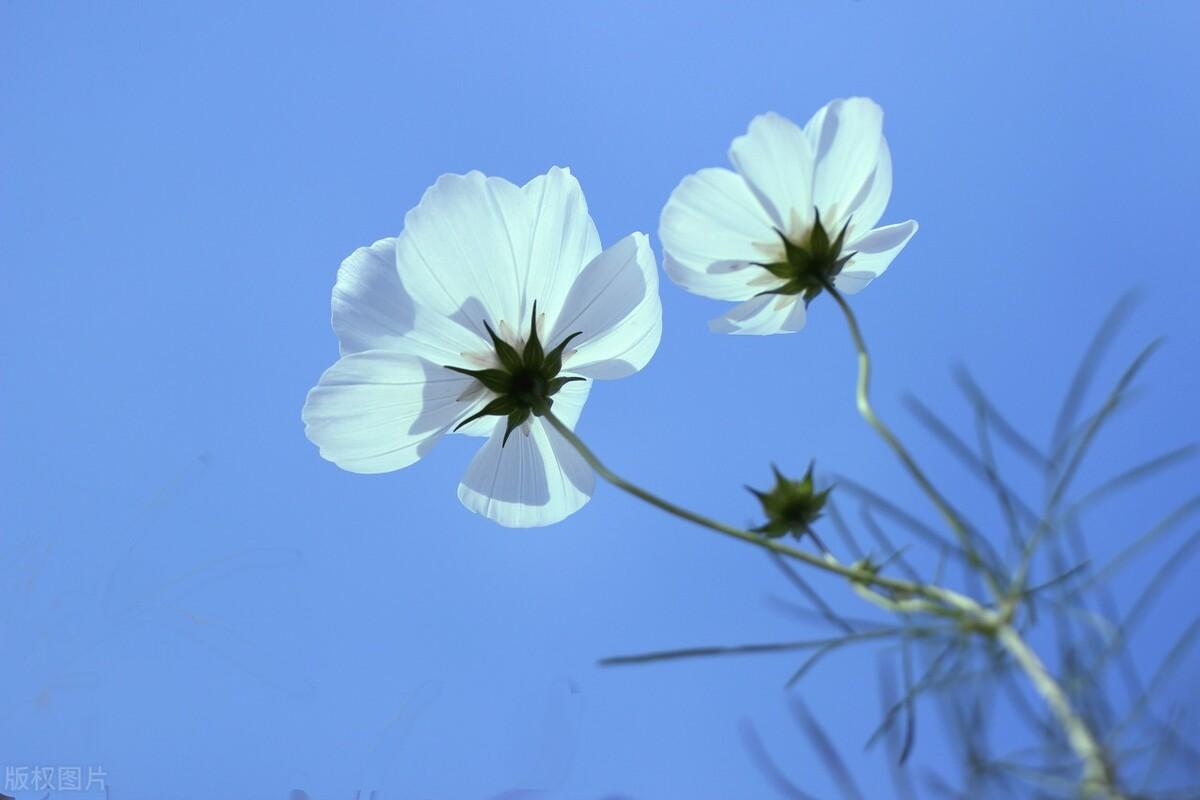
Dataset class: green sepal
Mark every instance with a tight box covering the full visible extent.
[809,210,830,256]
[753,211,857,301]
[828,215,851,261]
[754,279,807,298]
[453,394,519,433]
[446,303,588,448]
[502,407,531,446]
[543,330,583,377]
[545,376,586,399]
[484,320,524,373]
[753,260,796,280]
[446,366,512,394]
[522,301,545,368]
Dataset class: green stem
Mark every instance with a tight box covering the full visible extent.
[540,408,922,597]
[995,625,1123,798]
[821,280,1001,599]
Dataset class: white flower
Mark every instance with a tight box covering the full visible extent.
[659,97,918,335]
[302,167,662,528]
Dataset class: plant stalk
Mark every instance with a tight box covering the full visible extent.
[995,624,1122,798]
[819,280,1002,598]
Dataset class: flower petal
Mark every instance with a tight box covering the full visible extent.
[728,112,815,235]
[836,220,918,295]
[458,418,595,528]
[394,169,600,341]
[302,351,475,473]
[521,167,604,334]
[708,293,807,336]
[394,172,519,335]
[843,139,893,235]
[330,238,408,355]
[659,167,779,301]
[554,233,662,380]
[341,168,606,370]
[331,237,485,364]
[805,98,885,228]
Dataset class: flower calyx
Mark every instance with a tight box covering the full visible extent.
[747,462,831,540]
[447,302,584,446]
[752,209,855,301]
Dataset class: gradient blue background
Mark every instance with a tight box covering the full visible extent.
[3,2,1198,797]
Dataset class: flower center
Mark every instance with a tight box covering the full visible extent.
[446,302,584,445]
[751,208,855,302]
[508,368,547,408]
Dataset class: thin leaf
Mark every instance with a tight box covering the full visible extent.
[953,365,1049,468]
[1071,444,1200,515]
[789,698,865,800]
[858,506,923,583]
[834,476,992,576]
[1051,290,1140,454]
[740,720,818,800]
[600,630,898,668]
[825,498,866,561]
[770,552,856,635]
[1085,495,1200,591]
[904,394,1038,529]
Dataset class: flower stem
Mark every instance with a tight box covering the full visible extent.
[995,624,1123,798]
[820,281,1121,795]
[820,280,1001,598]
[540,408,921,597]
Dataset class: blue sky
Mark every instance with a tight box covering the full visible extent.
[3,2,1199,797]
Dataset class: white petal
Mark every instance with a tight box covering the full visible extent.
[520,167,605,335]
[330,238,407,355]
[554,233,662,380]
[659,168,779,301]
[709,293,807,336]
[394,172,519,335]
[843,139,893,235]
[804,98,885,228]
[394,169,600,343]
[302,351,475,474]
[331,237,485,364]
[836,220,918,295]
[728,112,815,234]
[458,419,595,528]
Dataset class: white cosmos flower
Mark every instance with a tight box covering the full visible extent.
[659,97,918,335]
[302,167,662,528]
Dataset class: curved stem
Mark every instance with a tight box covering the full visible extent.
[821,281,1001,598]
[540,408,923,597]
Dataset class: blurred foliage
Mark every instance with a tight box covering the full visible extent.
[604,297,1200,799]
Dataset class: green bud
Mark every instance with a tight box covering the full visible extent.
[849,556,881,585]
[747,462,831,541]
